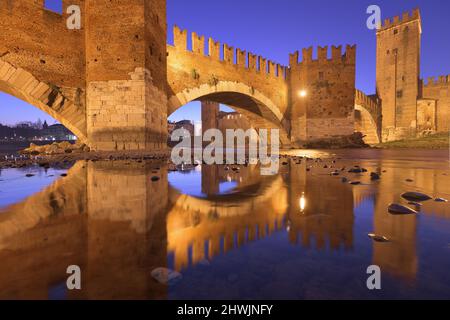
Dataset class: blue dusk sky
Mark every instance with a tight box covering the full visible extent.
[1,0,449,125]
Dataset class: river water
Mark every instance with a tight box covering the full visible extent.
[0,149,449,300]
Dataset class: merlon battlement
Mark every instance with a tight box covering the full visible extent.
[379,8,421,31]
[289,45,356,66]
[171,26,287,78]
[423,75,450,87]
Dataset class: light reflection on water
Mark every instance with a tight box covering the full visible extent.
[0,149,449,300]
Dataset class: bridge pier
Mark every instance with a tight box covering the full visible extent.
[86,69,168,151]
[84,0,168,151]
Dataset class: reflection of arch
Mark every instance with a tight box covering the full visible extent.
[167,174,288,271]
[0,58,87,141]
[355,104,380,144]
[168,81,290,144]
[0,161,87,249]
[168,174,287,218]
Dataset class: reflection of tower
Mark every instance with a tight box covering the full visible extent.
[202,165,219,196]
[287,160,354,250]
[84,161,169,299]
[201,101,219,136]
[372,161,418,281]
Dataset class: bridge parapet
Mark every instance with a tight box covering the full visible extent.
[289,45,356,65]
[172,26,288,79]
[355,89,382,143]
[423,75,450,87]
[355,89,381,122]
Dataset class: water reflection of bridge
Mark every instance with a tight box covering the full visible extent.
[0,158,449,298]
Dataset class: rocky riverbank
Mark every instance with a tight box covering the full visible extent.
[0,141,170,169]
[19,141,89,155]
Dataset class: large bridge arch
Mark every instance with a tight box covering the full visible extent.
[0,59,87,142]
[168,81,290,145]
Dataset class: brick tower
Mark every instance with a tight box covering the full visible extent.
[376,9,422,142]
[289,45,356,145]
[85,0,168,151]
[201,101,220,136]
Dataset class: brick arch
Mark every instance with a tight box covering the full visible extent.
[168,81,290,144]
[0,59,87,142]
[355,104,380,144]
[354,90,382,144]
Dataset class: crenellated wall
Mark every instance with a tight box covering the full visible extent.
[167,26,289,124]
[289,45,356,144]
[420,76,450,133]
[379,8,421,31]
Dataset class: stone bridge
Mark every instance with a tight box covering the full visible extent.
[0,0,381,150]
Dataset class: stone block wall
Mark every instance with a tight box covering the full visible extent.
[87,68,167,151]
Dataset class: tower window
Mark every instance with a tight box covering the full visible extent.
[318,72,324,80]
[396,90,403,98]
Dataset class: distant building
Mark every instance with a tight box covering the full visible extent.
[168,121,177,136]
[168,120,195,137]
[42,124,76,141]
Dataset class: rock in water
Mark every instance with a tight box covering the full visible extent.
[435,198,449,203]
[198,259,211,267]
[368,233,390,243]
[151,268,182,285]
[388,203,418,215]
[401,192,432,202]
[370,172,380,181]
[25,174,35,178]
[408,201,423,208]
